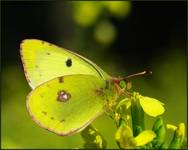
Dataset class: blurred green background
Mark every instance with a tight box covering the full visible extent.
[1,1,187,149]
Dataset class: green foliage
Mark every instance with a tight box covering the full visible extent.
[81,125,107,149]
[130,93,145,136]
[81,91,186,149]
[169,123,185,149]
[152,118,166,148]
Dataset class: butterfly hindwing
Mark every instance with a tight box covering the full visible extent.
[20,39,109,89]
[27,75,108,135]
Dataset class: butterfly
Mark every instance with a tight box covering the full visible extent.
[20,39,148,136]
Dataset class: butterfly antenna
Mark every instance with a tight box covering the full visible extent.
[124,70,152,79]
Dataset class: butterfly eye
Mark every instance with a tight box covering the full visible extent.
[66,58,72,67]
[119,80,127,89]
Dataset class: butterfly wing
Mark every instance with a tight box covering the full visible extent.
[20,39,109,89]
[27,75,114,136]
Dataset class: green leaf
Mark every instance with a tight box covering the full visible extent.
[181,138,187,149]
[134,126,143,136]
[152,118,166,148]
[152,117,164,132]
[160,142,168,149]
[81,125,107,149]
[169,134,181,149]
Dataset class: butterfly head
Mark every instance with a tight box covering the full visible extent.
[113,78,132,91]
[112,70,152,91]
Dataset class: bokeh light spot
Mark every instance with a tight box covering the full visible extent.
[94,21,116,45]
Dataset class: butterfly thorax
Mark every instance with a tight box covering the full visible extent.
[98,77,129,113]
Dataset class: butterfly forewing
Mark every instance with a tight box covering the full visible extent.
[20,39,110,89]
